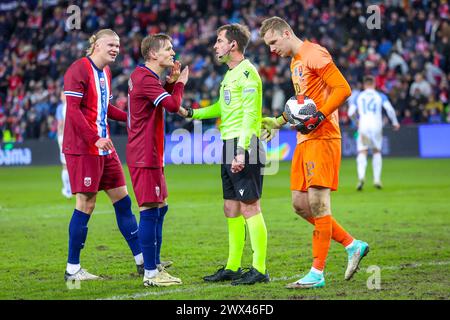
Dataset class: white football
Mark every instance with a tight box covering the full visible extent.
[284,95,317,125]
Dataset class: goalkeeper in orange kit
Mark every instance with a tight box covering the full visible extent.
[259,17,369,289]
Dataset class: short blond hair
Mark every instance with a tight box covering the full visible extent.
[259,16,294,38]
[86,29,119,56]
[141,33,172,61]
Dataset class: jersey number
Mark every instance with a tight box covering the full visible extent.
[361,97,377,114]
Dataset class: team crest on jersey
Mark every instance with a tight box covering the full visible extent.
[294,66,303,77]
[155,186,160,197]
[84,177,92,187]
[224,89,231,105]
[99,77,106,89]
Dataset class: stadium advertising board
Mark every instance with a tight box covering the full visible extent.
[0,126,426,167]
[0,146,32,166]
[418,124,450,158]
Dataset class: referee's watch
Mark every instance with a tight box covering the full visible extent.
[185,107,194,118]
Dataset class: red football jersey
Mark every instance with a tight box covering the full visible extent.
[63,57,127,155]
[63,57,113,155]
[126,65,184,168]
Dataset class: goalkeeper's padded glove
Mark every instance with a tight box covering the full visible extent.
[295,111,325,134]
[261,113,288,142]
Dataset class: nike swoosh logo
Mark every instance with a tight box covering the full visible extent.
[131,229,139,235]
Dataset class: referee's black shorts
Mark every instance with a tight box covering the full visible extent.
[221,136,266,201]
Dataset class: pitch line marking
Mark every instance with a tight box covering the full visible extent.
[98,260,450,300]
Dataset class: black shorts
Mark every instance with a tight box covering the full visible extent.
[221,137,265,201]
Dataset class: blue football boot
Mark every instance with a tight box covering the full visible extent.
[286,270,325,289]
[345,240,370,280]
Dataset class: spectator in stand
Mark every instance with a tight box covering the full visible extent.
[428,108,442,124]
[410,73,433,99]
[425,95,444,113]
[401,109,415,126]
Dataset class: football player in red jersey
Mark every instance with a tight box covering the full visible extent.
[127,33,188,287]
[63,29,143,281]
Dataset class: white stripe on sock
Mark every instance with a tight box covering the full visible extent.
[310,267,323,275]
[66,263,81,274]
[144,269,158,278]
[134,253,144,265]
[345,240,355,250]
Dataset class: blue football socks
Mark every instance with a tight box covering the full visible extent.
[68,209,91,264]
[113,195,141,257]
[156,205,168,265]
[139,207,159,271]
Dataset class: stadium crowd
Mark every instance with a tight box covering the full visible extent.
[0,0,449,142]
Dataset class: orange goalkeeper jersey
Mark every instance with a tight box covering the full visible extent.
[290,40,351,144]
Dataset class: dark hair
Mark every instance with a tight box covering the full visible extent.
[217,24,251,53]
[363,76,375,85]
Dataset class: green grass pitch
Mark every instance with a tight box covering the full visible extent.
[0,158,449,300]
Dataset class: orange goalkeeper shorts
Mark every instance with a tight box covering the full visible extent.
[290,139,341,192]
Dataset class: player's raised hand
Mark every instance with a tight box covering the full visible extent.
[166,60,181,84]
[176,66,189,85]
[95,138,114,151]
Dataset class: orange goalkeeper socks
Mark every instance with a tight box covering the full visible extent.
[312,215,332,271]
[306,216,354,248]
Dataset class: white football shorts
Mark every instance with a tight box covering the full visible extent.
[357,129,383,152]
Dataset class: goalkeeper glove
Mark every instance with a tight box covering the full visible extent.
[295,111,325,134]
[261,113,288,142]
